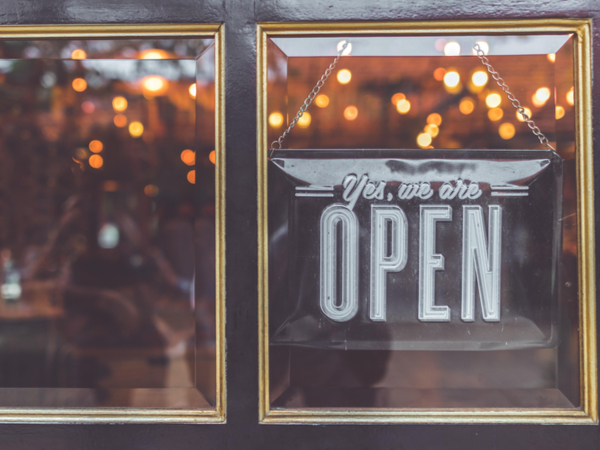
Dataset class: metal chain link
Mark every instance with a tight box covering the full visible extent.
[473,43,555,151]
[269,42,349,157]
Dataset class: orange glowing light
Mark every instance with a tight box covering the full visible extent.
[459,97,475,115]
[315,94,329,108]
[129,121,144,138]
[112,96,128,112]
[337,69,352,84]
[187,170,196,184]
[72,78,87,92]
[396,99,411,114]
[71,49,86,59]
[555,105,565,120]
[417,133,432,148]
[498,122,515,140]
[532,87,551,107]
[139,49,169,60]
[103,180,118,192]
[144,184,159,197]
[443,71,460,88]
[391,93,406,105]
[427,113,442,126]
[88,140,103,153]
[89,154,103,169]
[141,75,168,95]
[114,114,127,127]
[443,41,461,56]
[485,93,502,108]
[344,105,358,121]
[189,83,197,99]
[487,107,504,121]
[268,112,284,128]
[424,124,439,138]
[516,107,532,122]
[547,53,556,63]
[566,87,574,106]
[433,67,446,81]
[209,150,216,165]
[181,149,195,166]
[297,112,311,128]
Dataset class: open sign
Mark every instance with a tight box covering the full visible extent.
[269,149,562,351]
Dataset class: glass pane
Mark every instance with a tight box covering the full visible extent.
[0,38,217,409]
[267,34,579,410]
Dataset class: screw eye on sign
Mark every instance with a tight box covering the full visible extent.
[268,150,562,351]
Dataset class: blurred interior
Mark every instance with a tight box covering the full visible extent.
[0,38,217,408]
[267,34,581,409]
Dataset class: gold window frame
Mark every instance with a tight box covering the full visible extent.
[0,23,226,424]
[257,19,596,425]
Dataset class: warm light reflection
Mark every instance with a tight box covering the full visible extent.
[427,113,442,126]
[485,93,501,108]
[103,180,118,192]
[516,107,532,122]
[181,149,195,166]
[566,87,574,106]
[459,97,475,115]
[424,124,439,138]
[433,68,446,81]
[488,107,504,121]
[129,121,144,138]
[391,93,405,105]
[547,53,556,63]
[144,184,159,197]
[209,150,216,164]
[72,78,87,92]
[337,69,352,84]
[142,75,168,95]
[471,71,488,87]
[189,83,197,99]
[89,140,103,153]
[337,40,352,56]
[187,170,196,184]
[417,133,432,147]
[268,112,284,128]
[499,123,515,140]
[112,96,128,112]
[297,112,311,128]
[89,154,104,169]
[139,49,169,59]
[396,99,411,114]
[81,101,95,113]
[344,105,358,121]
[555,105,565,120]
[71,49,86,60]
[315,94,329,108]
[532,87,551,107]
[473,41,489,55]
[443,71,460,88]
[443,41,461,56]
[114,114,127,127]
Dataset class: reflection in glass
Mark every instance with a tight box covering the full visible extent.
[267,35,580,410]
[0,38,217,409]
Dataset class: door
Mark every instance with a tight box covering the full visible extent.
[0,0,598,448]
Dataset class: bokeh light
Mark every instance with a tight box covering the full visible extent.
[89,140,103,153]
[129,121,144,138]
[114,114,127,127]
[473,41,489,55]
[443,71,460,88]
[71,49,86,60]
[566,87,574,106]
[417,133,433,147]
[72,78,87,92]
[485,93,502,108]
[391,93,405,105]
[396,99,411,114]
[471,71,488,87]
[144,184,159,197]
[89,154,104,169]
[547,53,556,63]
[209,150,216,165]
[337,69,352,84]
[555,105,565,120]
[139,49,169,59]
[427,113,442,126]
[81,101,95,113]
[337,40,352,56]
[141,75,168,96]
[498,123,515,140]
[516,107,532,122]
[344,105,358,121]
[268,112,284,128]
[433,68,446,81]
[187,170,196,184]
[315,94,329,108]
[297,112,311,128]
[112,96,128,112]
[443,41,461,56]
[181,149,195,166]
[189,83,197,99]
[424,124,439,138]
[459,97,475,115]
[532,87,551,107]
[488,107,504,121]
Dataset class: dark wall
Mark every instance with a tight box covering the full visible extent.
[0,0,599,448]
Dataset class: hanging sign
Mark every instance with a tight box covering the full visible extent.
[269,149,562,350]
